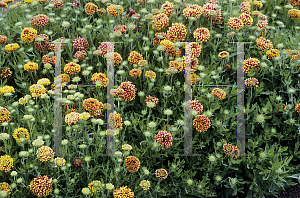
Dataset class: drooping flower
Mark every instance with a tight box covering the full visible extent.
[73,37,89,51]
[108,111,122,130]
[91,73,108,87]
[256,37,273,51]
[64,62,81,74]
[152,13,169,31]
[182,4,203,18]
[5,43,20,52]
[155,169,168,179]
[13,128,30,143]
[243,57,260,73]
[125,156,140,173]
[30,14,49,27]
[218,51,229,59]
[155,130,172,149]
[24,61,38,71]
[227,17,244,31]
[140,180,150,190]
[114,81,137,102]
[85,3,98,15]
[129,69,142,78]
[36,146,54,162]
[193,28,210,43]
[30,84,47,98]
[193,115,211,132]
[161,1,174,17]
[0,182,12,195]
[128,51,143,65]
[145,70,156,79]
[113,186,134,198]
[107,4,124,16]
[21,27,37,43]
[145,96,159,109]
[30,176,53,197]
[65,112,80,125]
[245,77,259,87]
[0,155,13,172]
[88,180,102,195]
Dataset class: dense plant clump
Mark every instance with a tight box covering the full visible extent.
[0,0,300,197]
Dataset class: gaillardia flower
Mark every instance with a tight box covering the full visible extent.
[125,156,140,173]
[113,186,134,198]
[21,27,37,43]
[36,146,54,162]
[193,115,211,132]
[211,88,226,100]
[30,176,53,197]
[155,168,168,179]
[13,128,30,142]
[88,180,102,195]
[0,155,13,172]
[155,130,173,149]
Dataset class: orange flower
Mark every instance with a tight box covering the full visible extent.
[193,115,211,132]
[125,156,140,172]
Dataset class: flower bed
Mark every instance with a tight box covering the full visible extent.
[0,0,300,197]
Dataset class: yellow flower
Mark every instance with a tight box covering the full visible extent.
[24,61,38,71]
[0,182,12,195]
[5,43,20,52]
[13,128,30,143]
[0,155,14,172]
[0,86,15,94]
[37,78,50,86]
[21,27,37,43]
[88,180,102,196]
[54,157,66,167]
[145,70,156,79]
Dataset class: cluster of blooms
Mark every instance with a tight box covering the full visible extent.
[256,37,273,51]
[5,43,19,52]
[113,186,134,198]
[30,14,49,27]
[91,73,108,87]
[128,51,143,65]
[88,180,102,196]
[107,4,123,16]
[108,111,122,130]
[0,182,12,195]
[223,143,240,159]
[64,62,81,74]
[85,3,98,15]
[239,13,253,26]
[155,168,168,179]
[0,85,14,94]
[288,9,300,19]
[30,176,53,197]
[193,115,211,132]
[65,112,80,125]
[155,130,173,149]
[0,155,13,172]
[167,23,187,42]
[161,1,174,16]
[212,88,226,100]
[36,146,54,162]
[114,82,137,101]
[295,104,300,113]
[145,96,159,109]
[193,28,210,43]
[13,128,30,142]
[145,70,156,79]
[245,77,259,87]
[218,51,229,59]
[240,1,251,14]
[0,68,12,79]
[0,107,11,124]
[243,57,260,74]
[160,39,180,57]
[182,4,203,18]
[129,69,142,78]
[29,84,47,98]
[125,156,140,172]
[21,27,37,43]
[83,98,104,118]
[152,13,169,31]
[50,0,63,8]
[73,37,89,51]
[0,35,7,43]
[42,55,55,64]
[266,49,280,59]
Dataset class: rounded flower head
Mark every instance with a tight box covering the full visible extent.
[42,55,55,64]
[32,139,44,147]
[193,28,210,43]
[50,0,63,8]
[169,61,183,73]
[85,3,98,15]
[30,176,53,197]
[88,180,102,195]
[193,115,211,132]
[0,155,13,172]
[125,156,140,173]
[257,20,268,29]
[167,23,187,42]
[227,17,244,31]
[65,112,80,125]
[0,35,7,43]
[255,114,265,123]
[256,37,273,51]
[128,51,143,65]
[153,32,168,47]
[21,27,37,43]
[5,43,19,52]
[253,1,263,9]
[74,50,87,60]
[289,9,300,19]
[54,157,65,167]
[73,37,89,51]
[37,78,50,86]
[218,51,229,59]
[152,13,169,31]
[91,73,108,87]
[83,98,104,112]
[0,86,14,95]
[145,70,156,79]
[0,68,13,79]
[188,42,202,58]
[155,130,172,149]
[13,128,30,143]
[266,49,280,59]
[98,42,114,57]
[161,1,174,16]
[64,62,81,74]
[155,168,168,179]
[188,99,203,114]
[129,69,142,78]
[145,96,159,109]
[112,52,123,65]
[36,146,54,163]
[183,4,203,18]
[212,88,226,100]
[239,13,253,26]
[108,111,122,130]
[30,84,47,98]
[24,61,38,71]
[295,104,300,113]
[140,180,150,190]
[73,158,83,168]
[243,57,260,74]
[0,133,9,141]
[113,186,134,198]
[114,81,137,102]
[30,14,49,27]
[35,34,49,51]
[240,1,251,14]
[122,144,132,151]
[0,107,11,124]
[107,4,124,16]
[245,77,259,87]
[0,182,12,195]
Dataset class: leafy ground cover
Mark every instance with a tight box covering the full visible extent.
[0,0,300,197]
